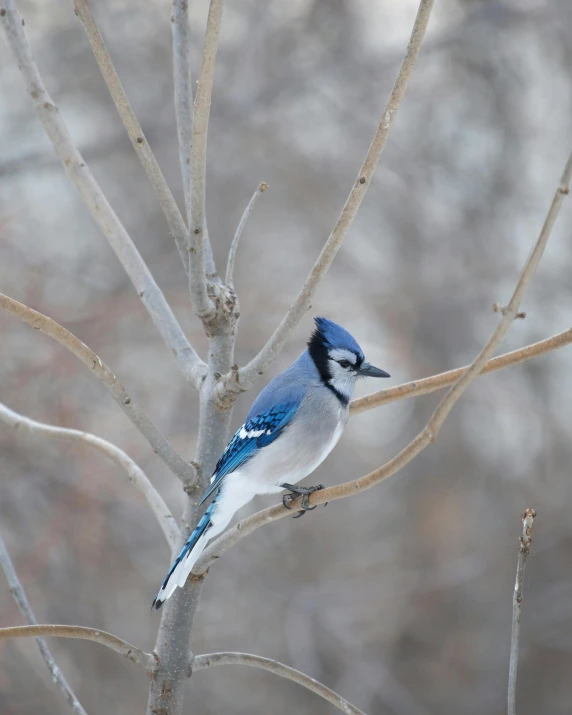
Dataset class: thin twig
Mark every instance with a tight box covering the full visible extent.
[0,402,179,549]
[171,0,193,225]
[220,0,435,400]
[226,182,268,289]
[188,0,225,321]
[0,293,196,487]
[192,652,365,715]
[0,1,205,388]
[0,624,156,673]
[0,534,88,714]
[350,328,572,415]
[508,508,536,715]
[194,149,572,575]
[170,0,220,282]
[74,0,190,270]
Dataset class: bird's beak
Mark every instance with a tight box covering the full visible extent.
[358,362,390,378]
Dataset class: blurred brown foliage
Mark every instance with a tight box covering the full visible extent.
[1,0,572,713]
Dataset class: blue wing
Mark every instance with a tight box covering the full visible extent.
[198,398,301,506]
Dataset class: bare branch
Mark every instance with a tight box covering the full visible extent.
[226,182,268,289]
[0,1,205,387]
[192,652,365,715]
[73,0,190,270]
[170,0,221,285]
[188,0,225,322]
[423,151,572,437]
[0,402,179,550]
[171,0,193,223]
[194,148,572,575]
[0,624,156,673]
[508,508,536,715]
[0,534,88,714]
[0,293,196,487]
[351,328,572,415]
[222,0,435,398]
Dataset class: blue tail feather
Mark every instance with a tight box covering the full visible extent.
[152,498,217,610]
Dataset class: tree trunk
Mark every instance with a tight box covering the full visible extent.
[147,332,236,715]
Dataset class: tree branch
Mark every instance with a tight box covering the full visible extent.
[188,0,225,322]
[0,293,196,487]
[171,0,193,225]
[0,624,156,674]
[221,0,435,399]
[194,148,572,576]
[0,402,179,550]
[0,534,88,714]
[226,182,268,289]
[0,0,205,387]
[192,652,365,715]
[170,0,220,286]
[73,0,190,271]
[350,328,572,415]
[508,508,536,715]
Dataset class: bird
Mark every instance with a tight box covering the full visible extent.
[152,317,390,609]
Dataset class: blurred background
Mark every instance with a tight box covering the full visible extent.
[1,0,572,712]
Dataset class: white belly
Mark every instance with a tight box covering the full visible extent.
[237,405,347,495]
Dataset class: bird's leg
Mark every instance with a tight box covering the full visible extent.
[281,483,325,518]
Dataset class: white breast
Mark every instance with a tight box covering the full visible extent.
[237,402,348,495]
[302,418,344,478]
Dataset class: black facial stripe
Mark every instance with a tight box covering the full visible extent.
[308,331,331,383]
[333,352,362,367]
[327,383,349,406]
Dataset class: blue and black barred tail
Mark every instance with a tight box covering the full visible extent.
[152,499,217,610]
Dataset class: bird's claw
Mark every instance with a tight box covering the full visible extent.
[281,483,325,518]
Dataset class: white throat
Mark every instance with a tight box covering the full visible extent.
[327,361,358,402]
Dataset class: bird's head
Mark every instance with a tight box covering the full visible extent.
[307,317,390,404]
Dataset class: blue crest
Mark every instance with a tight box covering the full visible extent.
[309,317,364,360]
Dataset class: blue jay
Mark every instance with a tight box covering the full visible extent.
[153,317,389,609]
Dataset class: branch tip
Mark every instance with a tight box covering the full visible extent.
[226,182,269,288]
[508,507,537,715]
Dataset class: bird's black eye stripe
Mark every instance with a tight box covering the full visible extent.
[338,359,351,368]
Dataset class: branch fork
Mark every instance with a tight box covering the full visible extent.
[493,302,526,319]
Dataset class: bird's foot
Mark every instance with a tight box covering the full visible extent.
[281,483,325,518]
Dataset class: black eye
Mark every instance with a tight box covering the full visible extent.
[338,360,351,368]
